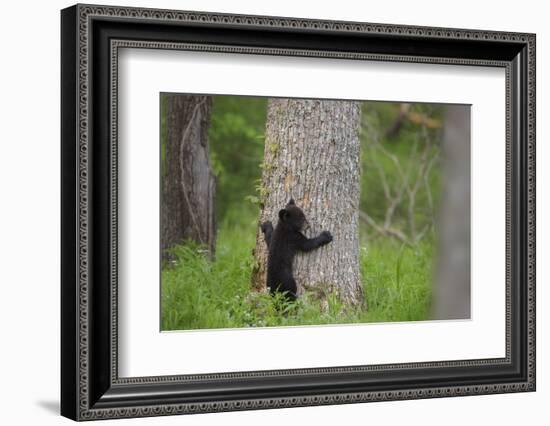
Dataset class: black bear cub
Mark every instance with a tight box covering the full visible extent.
[260,199,333,301]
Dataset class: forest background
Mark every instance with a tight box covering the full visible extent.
[160,95,453,331]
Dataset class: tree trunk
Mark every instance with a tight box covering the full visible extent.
[252,99,363,306]
[433,105,471,319]
[161,94,216,260]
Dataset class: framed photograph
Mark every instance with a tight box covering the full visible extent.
[61,3,536,421]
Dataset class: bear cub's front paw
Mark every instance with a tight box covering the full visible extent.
[320,230,333,245]
[261,221,273,234]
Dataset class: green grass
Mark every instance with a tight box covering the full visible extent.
[161,214,434,331]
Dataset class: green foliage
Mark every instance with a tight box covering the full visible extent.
[244,194,261,206]
[208,96,268,218]
[359,102,443,243]
[161,211,433,331]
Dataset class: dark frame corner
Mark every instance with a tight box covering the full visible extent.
[61,3,535,421]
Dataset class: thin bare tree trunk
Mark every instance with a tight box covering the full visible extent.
[252,99,363,306]
[433,105,471,319]
[161,94,216,260]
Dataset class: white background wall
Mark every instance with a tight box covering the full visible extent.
[0,0,546,424]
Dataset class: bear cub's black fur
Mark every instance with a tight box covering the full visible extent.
[260,199,333,301]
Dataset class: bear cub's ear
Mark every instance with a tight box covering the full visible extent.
[279,209,289,221]
[287,198,295,206]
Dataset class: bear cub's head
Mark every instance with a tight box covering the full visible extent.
[278,199,309,232]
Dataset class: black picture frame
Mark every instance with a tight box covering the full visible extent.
[61,3,536,421]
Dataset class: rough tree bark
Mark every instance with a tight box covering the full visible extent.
[252,99,363,306]
[161,94,216,260]
[433,105,471,319]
